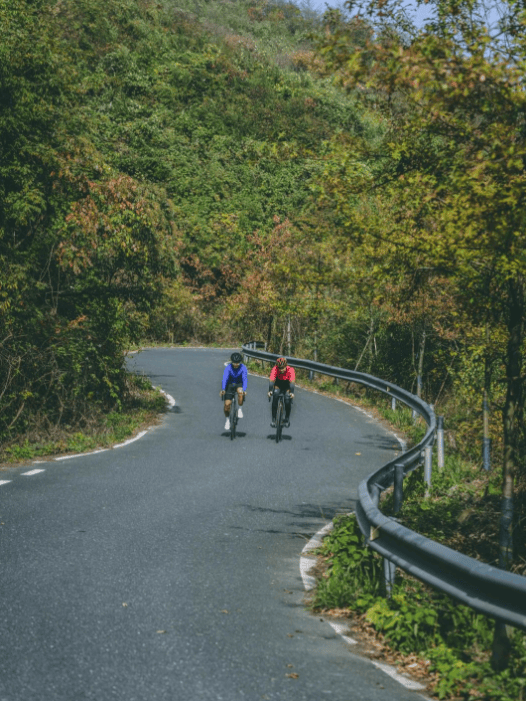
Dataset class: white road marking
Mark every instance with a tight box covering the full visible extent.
[55,448,109,461]
[299,556,317,591]
[327,620,357,646]
[0,480,11,486]
[316,392,407,451]
[22,469,45,476]
[300,522,333,592]
[153,387,176,408]
[113,430,148,449]
[372,661,426,691]
[19,384,177,469]
[300,520,429,698]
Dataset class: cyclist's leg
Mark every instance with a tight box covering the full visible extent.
[224,384,234,420]
[236,387,244,418]
[284,389,292,423]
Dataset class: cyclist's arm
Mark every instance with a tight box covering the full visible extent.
[241,364,248,392]
[268,380,275,394]
[222,365,231,391]
[288,367,295,395]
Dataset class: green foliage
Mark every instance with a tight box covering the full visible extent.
[313,0,526,500]
[365,591,441,653]
[0,372,165,462]
[313,514,383,610]
[313,513,526,700]
[1,0,360,440]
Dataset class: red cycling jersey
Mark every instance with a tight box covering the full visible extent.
[270,365,295,383]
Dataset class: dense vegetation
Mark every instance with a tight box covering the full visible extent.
[1,0,364,443]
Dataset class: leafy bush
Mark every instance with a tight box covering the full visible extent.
[312,513,526,700]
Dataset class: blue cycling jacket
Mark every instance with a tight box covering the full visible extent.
[222,363,248,391]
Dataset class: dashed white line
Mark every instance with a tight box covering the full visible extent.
[22,469,45,476]
[0,480,11,486]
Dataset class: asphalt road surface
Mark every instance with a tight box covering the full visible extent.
[0,348,426,701]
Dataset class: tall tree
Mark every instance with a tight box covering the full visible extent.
[315,0,526,571]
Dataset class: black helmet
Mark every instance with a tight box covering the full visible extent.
[231,352,242,364]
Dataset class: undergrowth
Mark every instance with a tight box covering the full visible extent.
[0,373,166,465]
[312,514,526,701]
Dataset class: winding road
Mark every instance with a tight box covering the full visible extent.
[0,348,426,700]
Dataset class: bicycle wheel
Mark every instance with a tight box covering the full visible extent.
[230,394,237,440]
[276,397,283,443]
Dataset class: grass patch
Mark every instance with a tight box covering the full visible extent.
[0,373,167,465]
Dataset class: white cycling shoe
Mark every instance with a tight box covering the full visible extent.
[238,408,243,418]
[224,418,230,430]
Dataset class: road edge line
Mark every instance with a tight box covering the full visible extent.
[300,521,429,697]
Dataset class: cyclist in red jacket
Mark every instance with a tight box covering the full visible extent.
[268,357,295,428]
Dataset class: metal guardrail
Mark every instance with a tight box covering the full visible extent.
[242,343,526,630]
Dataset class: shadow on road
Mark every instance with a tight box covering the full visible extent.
[233,501,357,540]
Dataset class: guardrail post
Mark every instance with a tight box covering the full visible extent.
[391,396,396,411]
[437,416,445,470]
[383,558,396,598]
[424,445,432,496]
[491,620,512,671]
[393,464,404,514]
[483,437,491,472]
[309,348,317,381]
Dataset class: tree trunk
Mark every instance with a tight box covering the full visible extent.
[483,324,492,471]
[266,316,273,351]
[355,316,374,372]
[500,278,524,570]
[417,329,426,400]
[491,278,524,671]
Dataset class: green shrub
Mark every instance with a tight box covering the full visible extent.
[312,513,526,700]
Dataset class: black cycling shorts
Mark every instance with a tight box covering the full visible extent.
[273,379,292,393]
[224,382,243,400]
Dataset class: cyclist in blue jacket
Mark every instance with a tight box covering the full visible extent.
[220,352,248,431]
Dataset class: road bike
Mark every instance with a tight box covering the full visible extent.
[229,389,239,440]
[269,392,286,443]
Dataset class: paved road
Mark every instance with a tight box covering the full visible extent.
[0,348,423,701]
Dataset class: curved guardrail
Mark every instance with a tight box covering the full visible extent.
[242,343,526,630]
